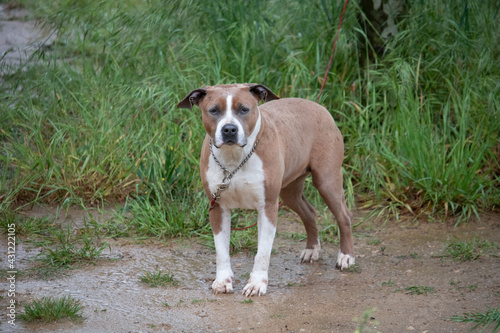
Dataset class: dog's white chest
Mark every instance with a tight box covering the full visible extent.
[206,154,266,210]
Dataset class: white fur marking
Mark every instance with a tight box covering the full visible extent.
[242,211,276,296]
[212,208,234,294]
[300,241,321,263]
[206,153,265,210]
[336,250,355,270]
[214,95,246,147]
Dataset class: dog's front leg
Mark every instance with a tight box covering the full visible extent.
[243,203,277,297]
[210,205,234,294]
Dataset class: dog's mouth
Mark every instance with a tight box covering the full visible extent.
[222,140,236,146]
[213,138,247,149]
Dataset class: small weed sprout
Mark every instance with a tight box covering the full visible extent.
[445,236,496,262]
[367,239,381,246]
[34,225,110,278]
[381,280,394,287]
[346,262,361,273]
[139,270,178,287]
[191,299,204,304]
[354,307,378,333]
[404,286,435,295]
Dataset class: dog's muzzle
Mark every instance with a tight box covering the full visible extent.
[221,123,239,145]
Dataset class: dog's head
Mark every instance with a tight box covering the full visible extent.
[177,83,279,148]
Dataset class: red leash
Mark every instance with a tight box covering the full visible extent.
[316,0,350,103]
[231,222,258,231]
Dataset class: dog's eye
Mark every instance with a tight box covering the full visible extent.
[208,108,219,115]
[240,107,250,114]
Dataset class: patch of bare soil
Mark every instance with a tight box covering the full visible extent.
[1,207,499,333]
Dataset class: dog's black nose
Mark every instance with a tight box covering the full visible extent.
[221,123,238,144]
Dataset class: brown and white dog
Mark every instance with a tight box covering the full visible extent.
[177,83,354,297]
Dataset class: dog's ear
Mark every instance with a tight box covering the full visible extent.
[248,84,280,102]
[177,88,207,109]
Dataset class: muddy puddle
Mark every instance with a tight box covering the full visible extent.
[1,207,499,332]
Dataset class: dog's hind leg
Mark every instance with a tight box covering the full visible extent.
[280,174,321,263]
[311,168,355,270]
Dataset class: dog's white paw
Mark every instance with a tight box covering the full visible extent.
[212,276,234,294]
[300,243,321,263]
[242,271,268,297]
[336,250,355,270]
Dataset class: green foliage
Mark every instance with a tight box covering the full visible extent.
[381,280,394,287]
[449,305,500,333]
[319,221,340,244]
[367,238,381,246]
[393,285,435,295]
[445,235,496,262]
[354,307,379,333]
[114,194,208,239]
[139,270,178,288]
[0,211,62,247]
[346,262,361,273]
[19,295,82,323]
[195,210,258,253]
[404,286,435,295]
[1,0,498,227]
[35,224,109,277]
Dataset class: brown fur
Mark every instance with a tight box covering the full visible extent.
[178,84,354,261]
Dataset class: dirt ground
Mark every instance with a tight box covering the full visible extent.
[1,206,499,333]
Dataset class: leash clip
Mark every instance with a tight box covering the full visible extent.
[220,172,232,189]
[209,175,231,211]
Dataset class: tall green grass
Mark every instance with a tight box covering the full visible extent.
[1,0,498,227]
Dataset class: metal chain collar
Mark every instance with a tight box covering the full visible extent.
[209,138,259,210]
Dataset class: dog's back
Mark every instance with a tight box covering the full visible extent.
[260,97,345,185]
